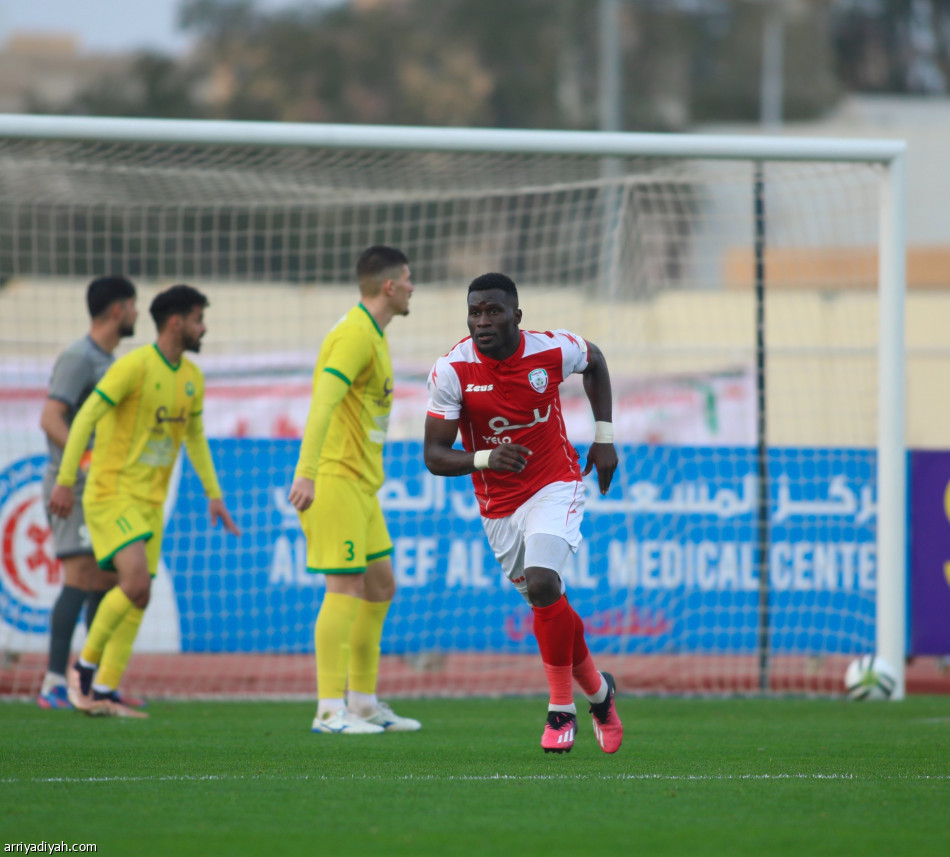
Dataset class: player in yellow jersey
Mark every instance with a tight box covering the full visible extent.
[49,284,241,717]
[289,245,421,735]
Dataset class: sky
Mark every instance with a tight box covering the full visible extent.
[0,0,339,55]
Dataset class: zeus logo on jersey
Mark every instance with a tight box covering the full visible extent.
[484,406,551,443]
[465,384,494,392]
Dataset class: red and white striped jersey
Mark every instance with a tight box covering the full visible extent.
[426,329,590,518]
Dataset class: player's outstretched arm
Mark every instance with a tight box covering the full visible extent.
[424,415,531,476]
[208,497,241,535]
[581,340,618,495]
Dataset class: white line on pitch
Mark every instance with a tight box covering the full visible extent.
[2,772,949,785]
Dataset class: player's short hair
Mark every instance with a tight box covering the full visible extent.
[468,272,518,304]
[86,275,136,319]
[356,245,409,292]
[149,284,209,331]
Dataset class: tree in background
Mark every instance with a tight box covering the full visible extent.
[832,0,950,94]
[173,0,841,130]
[24,53,203,119]
[175,0,575,126]
[19,0,947,128]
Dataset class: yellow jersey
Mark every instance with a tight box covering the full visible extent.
[296,304,393,493]
[57,343,221,506]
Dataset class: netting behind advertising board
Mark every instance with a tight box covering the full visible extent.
[0,119,905,698]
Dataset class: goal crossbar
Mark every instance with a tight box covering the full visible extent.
[0,114,905,163]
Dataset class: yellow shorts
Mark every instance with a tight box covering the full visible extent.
[83,497,164,576]
[298,474,393,574]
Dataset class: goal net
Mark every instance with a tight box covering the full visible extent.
[0,117,906,699]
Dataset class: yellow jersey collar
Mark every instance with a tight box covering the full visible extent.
[357,303,384,339]
[152,343,181,371]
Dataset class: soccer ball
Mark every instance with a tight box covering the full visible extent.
[844,655,897,701]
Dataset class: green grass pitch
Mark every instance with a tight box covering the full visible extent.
[2,696,948,856]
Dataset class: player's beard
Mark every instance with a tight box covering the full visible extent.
[183,334,202,353]
[119,322,135,338]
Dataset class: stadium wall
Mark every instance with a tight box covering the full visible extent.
[2,278,948,447]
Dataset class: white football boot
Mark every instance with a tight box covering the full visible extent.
[311,709,385,735]
[353,701,421,732]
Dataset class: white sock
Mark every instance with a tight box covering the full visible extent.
[584,675,609,705]
[548,702,577,714]
[347,690,378,713]
[41,672,65,693]
[317,699,345,720]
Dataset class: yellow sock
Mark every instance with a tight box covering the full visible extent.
[348,599,391,695]
[315,592,360,701]
[96,605,145,691]
[81,587,135,665]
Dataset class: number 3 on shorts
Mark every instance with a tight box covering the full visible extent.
[343,540,354,561]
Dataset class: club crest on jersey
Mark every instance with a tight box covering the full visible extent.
[528,368,548,393]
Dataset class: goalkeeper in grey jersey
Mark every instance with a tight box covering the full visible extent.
[37,276,140,710]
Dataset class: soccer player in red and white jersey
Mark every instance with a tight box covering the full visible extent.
[424,272,623,754]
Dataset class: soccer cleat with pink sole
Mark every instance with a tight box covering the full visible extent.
[541,710,577,754]
[589,672,623,754]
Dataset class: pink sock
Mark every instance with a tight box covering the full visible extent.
[570,607,603,696]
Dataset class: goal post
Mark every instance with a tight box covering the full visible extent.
[0,114,906,699]
[876,153,907,699]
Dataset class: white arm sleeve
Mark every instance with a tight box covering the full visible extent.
[426,357,463,420]
[552,329,590,377]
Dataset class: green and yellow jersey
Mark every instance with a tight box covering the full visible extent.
[57,343,221,506]
[295,303,393,493]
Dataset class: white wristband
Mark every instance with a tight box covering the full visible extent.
[473,450,492,470]
[593,421,614,444]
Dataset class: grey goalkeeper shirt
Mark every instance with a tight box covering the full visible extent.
[44,335,114,474]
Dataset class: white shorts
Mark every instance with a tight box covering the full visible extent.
[481,480,585,600]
